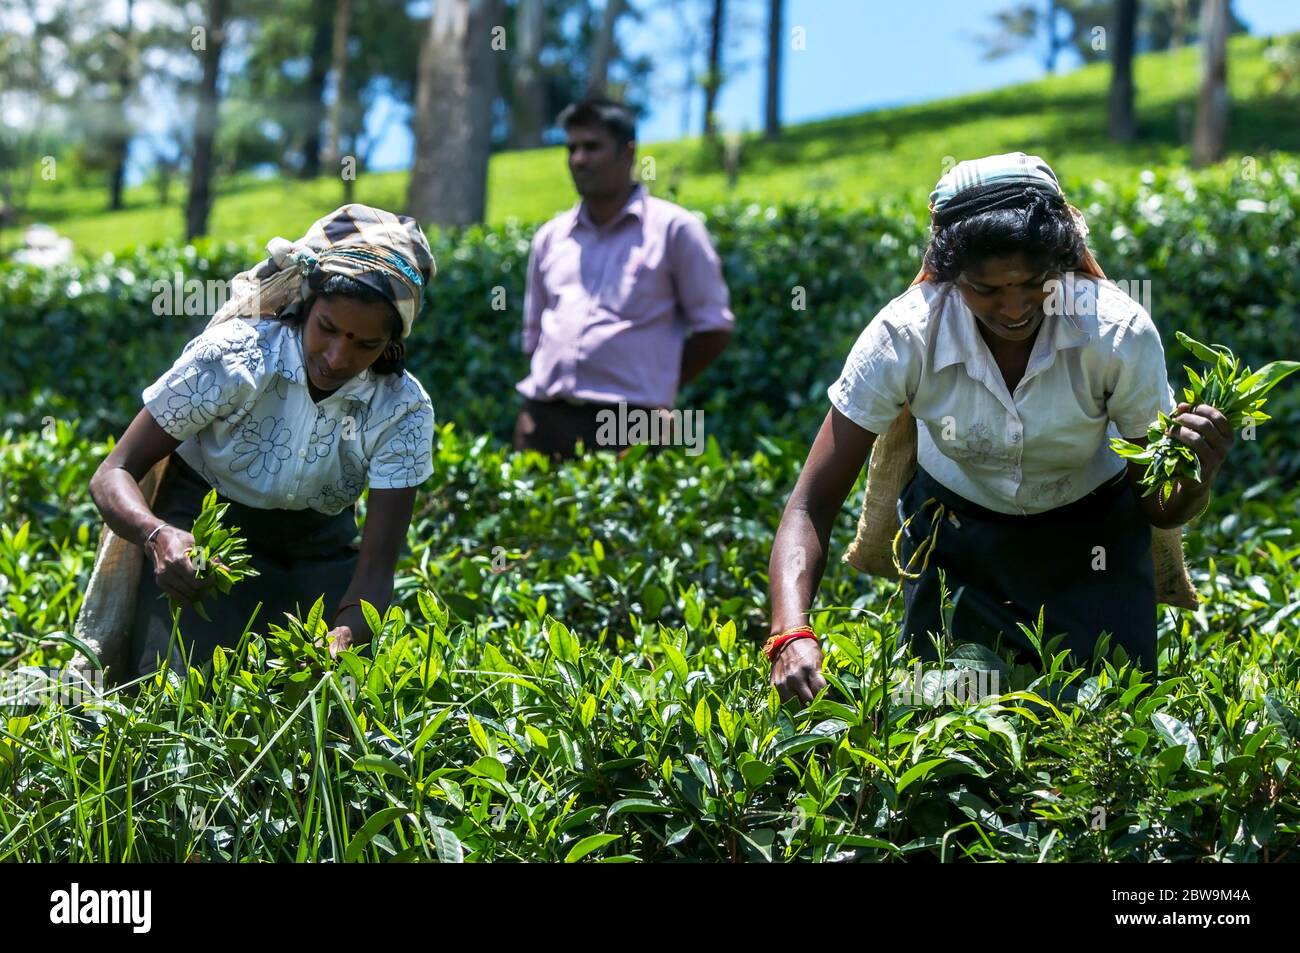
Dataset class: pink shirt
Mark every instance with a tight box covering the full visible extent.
[517,184,735,408]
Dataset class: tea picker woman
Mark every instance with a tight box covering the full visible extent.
[86,204,437,680]
[765,153,1236,704]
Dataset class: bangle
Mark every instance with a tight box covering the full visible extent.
[762,625,818,662]
[144,522,168,548]
[333,601,361,622]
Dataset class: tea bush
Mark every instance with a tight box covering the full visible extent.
[2,423,1298,861]
[2,163,1299,861]
[4,160,1298,477]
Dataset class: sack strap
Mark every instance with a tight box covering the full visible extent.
[891,496,946,580]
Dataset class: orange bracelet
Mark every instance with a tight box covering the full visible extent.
[762,625,818,662]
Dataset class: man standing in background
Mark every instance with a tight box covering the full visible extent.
[514,99,735,459]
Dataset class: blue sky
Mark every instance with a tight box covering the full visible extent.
[359,0,1300,171]
[104,0,1299,181]
[630,0,1300,143]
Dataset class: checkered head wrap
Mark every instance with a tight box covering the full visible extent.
[206,204,435,340]
[912,152,1104,285]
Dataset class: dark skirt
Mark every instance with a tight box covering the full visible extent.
[896,466,1157,671]
[128,453,360,679]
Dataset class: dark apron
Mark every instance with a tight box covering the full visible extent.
[128,452,360,679]
[896,465,1157,671]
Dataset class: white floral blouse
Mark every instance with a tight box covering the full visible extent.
[142,317,435,514]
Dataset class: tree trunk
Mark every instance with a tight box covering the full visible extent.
[669,1,698,136]
[703,0,725,138]
[1169,0,1189,50]
[1107,0,1137,142]
[324,0,353,174]
[108,0,136,211]
[157,164,171,206]
[586,0,627,99]
[1192,0,1229,167]
[405,0,504,226]
[763,0,781,140]
[301,0,334,178]
[1045,0,1059,73]
[108,140,128,211]
[512,0,547,147]
[185,0,227,241]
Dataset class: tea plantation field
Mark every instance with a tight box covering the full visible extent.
[2,159,1300,861]
[5,32,1296,258]
[2,420,1299,861]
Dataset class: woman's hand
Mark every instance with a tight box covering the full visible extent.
[1169,401,1235,487]
[146,525,214,606]
[326,625,354,658]
[295,626,354,675]
[770,638,828,706]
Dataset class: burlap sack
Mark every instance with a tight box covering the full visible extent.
[71,456,171,680]
[842,407,1198,610]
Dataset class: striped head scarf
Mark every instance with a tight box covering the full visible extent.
[912,151,1104,285]
[206,204,436,340]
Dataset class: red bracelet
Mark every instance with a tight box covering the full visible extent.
[333,601,361,622]
[762,626,818,662]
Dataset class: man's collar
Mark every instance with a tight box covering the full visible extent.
[567,182,646,234]
[933,275,1091,374]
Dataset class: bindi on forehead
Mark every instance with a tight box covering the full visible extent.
[318,311,385,345]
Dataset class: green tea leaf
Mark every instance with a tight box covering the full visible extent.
[431,825,464,863]
[1263,693,1300,743]
[548,621,579,663]
[607,798,679,817]
[1151,712,1201,765]
[360,599,384,639]
[352,754,408,780]
[693,697,712,736]
[661,643,689,686]
[345,807,407,862]
[564,833,622,863]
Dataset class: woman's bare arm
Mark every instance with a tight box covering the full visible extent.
[330,485,418,648]
[769,408,877,634]
[89,408,180,546]
[88,408,214,604]
[768,408,877,703]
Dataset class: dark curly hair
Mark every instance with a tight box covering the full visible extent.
[279,272,406,376]
[922,186,1088,283]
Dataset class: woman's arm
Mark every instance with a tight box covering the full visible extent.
[327,485,418,653]
[90,408,179,543]
[1122,401,1234,529]
[768,407,877,704]
[89,408,211,605]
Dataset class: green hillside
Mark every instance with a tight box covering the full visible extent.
[4,32,1296,258]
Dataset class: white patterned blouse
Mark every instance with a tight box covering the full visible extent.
[142,316,435,514]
